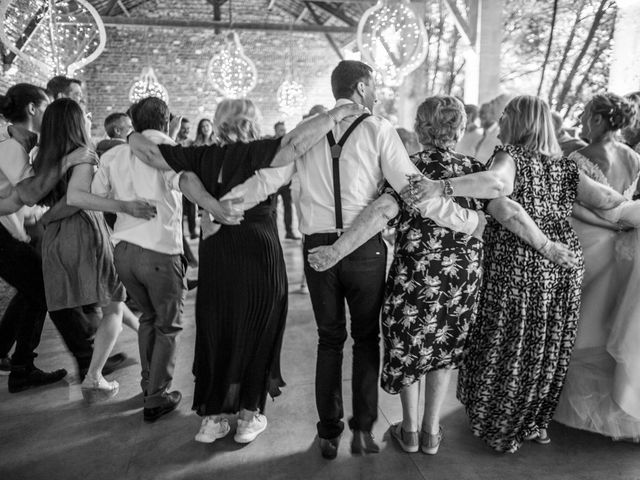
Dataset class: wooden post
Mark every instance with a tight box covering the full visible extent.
[609,0,640,94]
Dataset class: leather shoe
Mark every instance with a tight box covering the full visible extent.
[8,365,67,393]
[319,436,340,460]
[351,430,380,454]
[144,391,182,423]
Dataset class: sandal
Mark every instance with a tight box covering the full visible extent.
[390,423,419,453]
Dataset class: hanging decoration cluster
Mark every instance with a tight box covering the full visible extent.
[128,66,169,104]
[357,0,427,87]
[208,32,258,98]
[277,79,305,115]
[0,0,106,76]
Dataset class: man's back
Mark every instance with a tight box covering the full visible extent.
[92,130,182,255]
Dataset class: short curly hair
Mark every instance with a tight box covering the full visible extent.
[589,92,636,132]
[414,95,466,149]
[213,98,261,145]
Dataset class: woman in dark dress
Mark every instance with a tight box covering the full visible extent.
[128,100,362,445]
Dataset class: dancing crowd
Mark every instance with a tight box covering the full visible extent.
[2,59,640,457]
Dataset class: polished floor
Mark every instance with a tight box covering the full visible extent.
[1,227,640,480]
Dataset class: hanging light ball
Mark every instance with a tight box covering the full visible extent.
[129,66,169,104]
[357,0,428,86]
[277,78,305,115]
[0,0,106,76]
[208,31,258,98]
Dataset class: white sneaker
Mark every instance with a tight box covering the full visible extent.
[234,413,267,443]
[195,416,230,443]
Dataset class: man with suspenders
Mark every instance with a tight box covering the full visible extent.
[223,60,481,458]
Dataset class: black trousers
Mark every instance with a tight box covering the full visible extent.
[183,196,197,237]
[0,224,96,370]
[277,183,294,234]
[303,232,387,439]
[0,224,47,366]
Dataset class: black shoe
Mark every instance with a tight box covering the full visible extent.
[187,278,198,291]
[143,391,182,423]
[319,436,340,460]
[351,430,380,455]
[8,365,67,393]
[285,232,301,240]
[102,353,127,376]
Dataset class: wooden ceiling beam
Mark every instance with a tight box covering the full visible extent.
[100,16,356,33]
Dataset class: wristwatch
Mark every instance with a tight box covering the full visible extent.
[441,179,454,197]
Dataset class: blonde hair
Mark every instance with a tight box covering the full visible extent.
[499,95,561,157]
[414,95,466,149]
[213,98,261,145]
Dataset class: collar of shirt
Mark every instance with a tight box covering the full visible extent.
[141,129,177,146]
[1,124,38,153]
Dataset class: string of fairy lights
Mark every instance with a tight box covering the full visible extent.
[0,0,429,108]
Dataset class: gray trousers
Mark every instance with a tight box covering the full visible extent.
[114,241,185,408]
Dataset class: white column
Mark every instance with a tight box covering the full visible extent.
[477,0,503,104]
[609,0,640,94]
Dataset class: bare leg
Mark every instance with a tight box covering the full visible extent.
[122,303,139,332]
[85,301,123,381]
[400,379,421,432]
[422,369,452,434]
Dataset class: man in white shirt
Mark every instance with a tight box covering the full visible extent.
[222,60,481,459]
[92,97,185,423]
[473,102,501,164]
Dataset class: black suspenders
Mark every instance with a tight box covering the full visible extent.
[326,113,371,230]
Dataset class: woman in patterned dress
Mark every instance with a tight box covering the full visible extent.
[307,95,579,455]
[447,95,640,453]
[555,93,640,440]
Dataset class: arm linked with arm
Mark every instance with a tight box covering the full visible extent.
[307,193,399,271]
[488,197,578,268]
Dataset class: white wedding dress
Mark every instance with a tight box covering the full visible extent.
[554,151,640,440]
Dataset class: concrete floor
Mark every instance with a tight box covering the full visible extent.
[1,231,640,480]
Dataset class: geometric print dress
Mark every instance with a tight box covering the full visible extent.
[381,147,486,395]
[457,144,585,452]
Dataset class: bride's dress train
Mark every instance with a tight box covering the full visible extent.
[554,152,640,440]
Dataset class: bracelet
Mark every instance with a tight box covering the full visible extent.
[537,238,551,254]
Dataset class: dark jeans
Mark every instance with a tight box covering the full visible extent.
[183,196,197,237]
[303,232,387,439]
[0,225,47,366]
[114,242,184,408]
[277,183,294,234]
[0,223,97,370]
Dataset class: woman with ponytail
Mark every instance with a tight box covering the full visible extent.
[0,83,70,392]
[555,92,640,441]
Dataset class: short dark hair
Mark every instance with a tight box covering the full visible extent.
[104,112,129,138]
[464,104,479,122]
[130,97,169,133]
[274,121,284,129]
[181,117,189,123]
[0,83,49,123]
[46,76,82,99]
[330,60,373,100]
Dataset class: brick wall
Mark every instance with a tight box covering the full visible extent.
[1,0,347,138]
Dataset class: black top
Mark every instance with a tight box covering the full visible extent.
[159,138,282,199]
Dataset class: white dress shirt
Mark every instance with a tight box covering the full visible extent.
[474,123,501,165]
[0,125,45,243]
[91,129,183,255]
[223,99,479,236]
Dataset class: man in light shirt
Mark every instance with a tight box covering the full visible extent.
[92,97,185,423]
[221,60,482,459]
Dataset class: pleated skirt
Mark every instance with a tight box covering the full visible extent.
[193,212,287,416]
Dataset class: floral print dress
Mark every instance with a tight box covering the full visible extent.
[380,147,485,395]
[456,144,585,453]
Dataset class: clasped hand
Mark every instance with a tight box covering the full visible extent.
[307,245,340,272]
[399,174,441,206]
